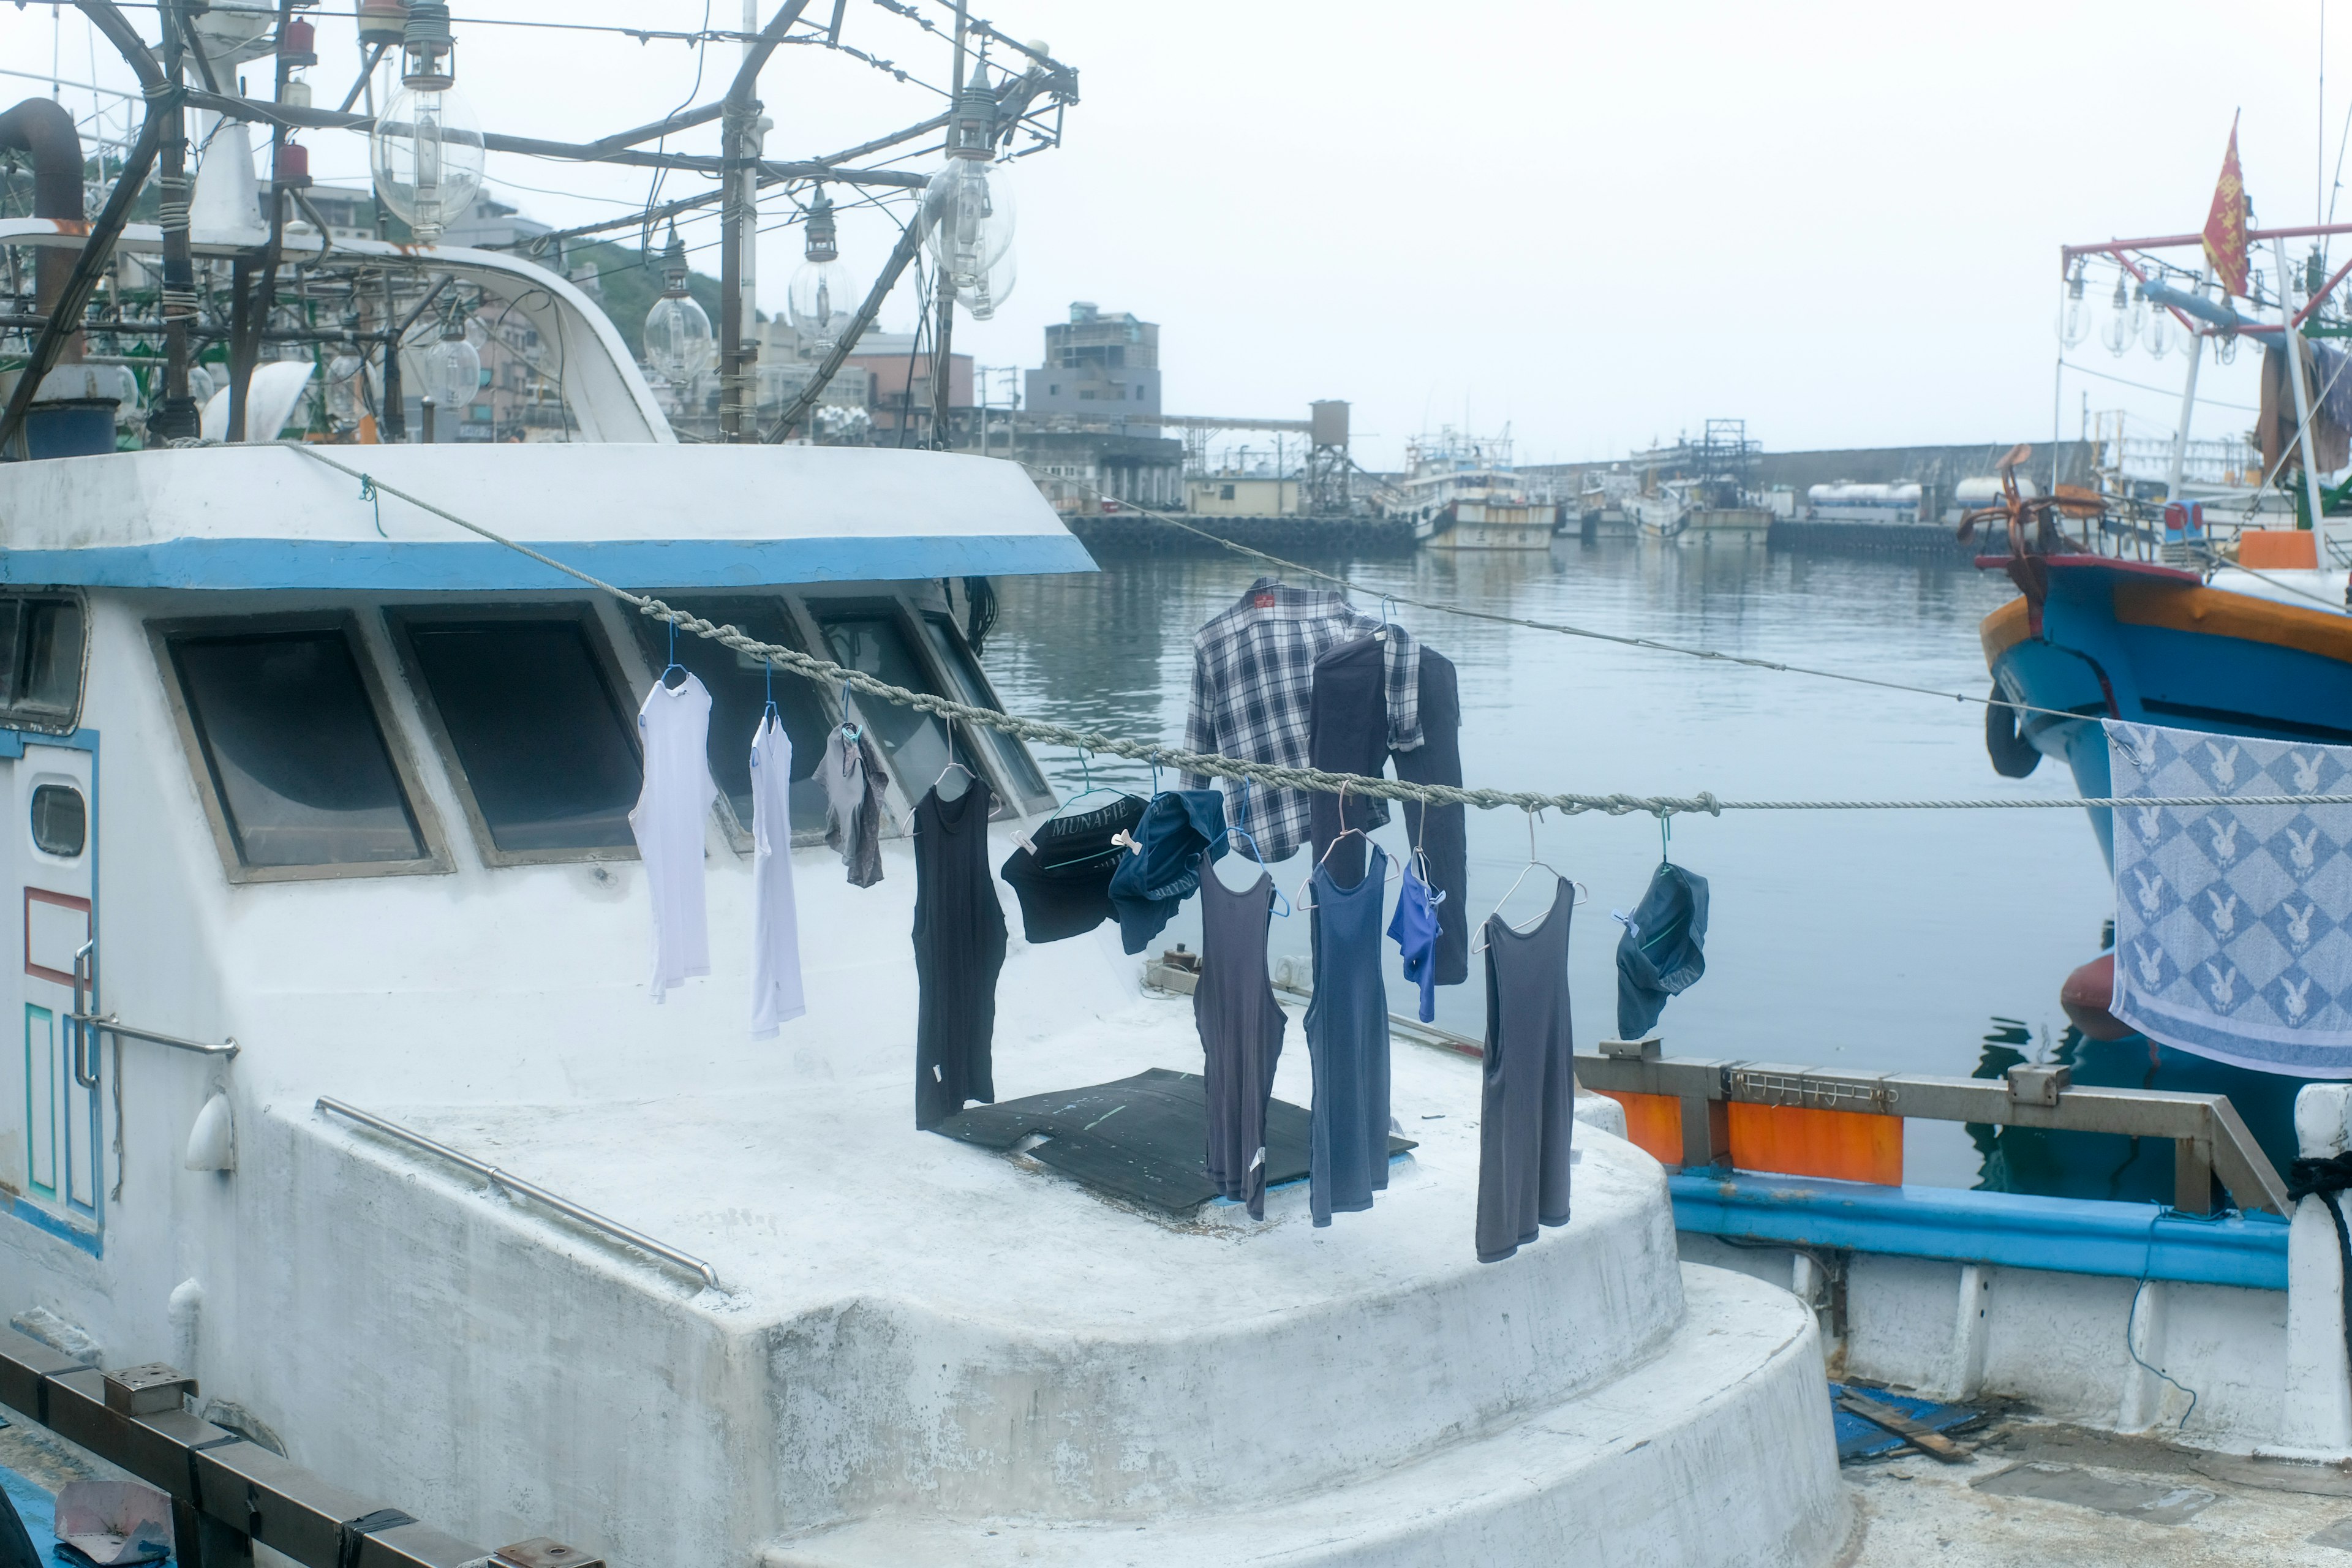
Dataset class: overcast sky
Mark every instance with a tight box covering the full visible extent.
[4,1,2343,467]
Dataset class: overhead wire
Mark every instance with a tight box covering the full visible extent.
[274,442,2352,820]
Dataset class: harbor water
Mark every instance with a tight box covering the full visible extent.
[981,534,2302,1191]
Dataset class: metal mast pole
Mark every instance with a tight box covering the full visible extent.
[2167,270,2206,501]
[930,2,967,450]
[2275,235,2331,529]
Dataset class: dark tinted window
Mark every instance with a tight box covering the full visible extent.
[170,630,424,866]
[0,596,85,723]
[29,784,84,858]
[918,614,1049,802]
[406,617,639,853]
[630,599,829,835]
[814,609,981,804]
[19,601,84,714]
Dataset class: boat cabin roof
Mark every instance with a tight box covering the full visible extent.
[0,443,1095,590]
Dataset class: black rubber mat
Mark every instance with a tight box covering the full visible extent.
[931,1068,1415,1215]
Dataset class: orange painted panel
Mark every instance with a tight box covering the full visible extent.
[2238,529,2320,569]
[1595,1090,1682,1166]
[1979,597,2032,665]
[1726,1102,1903,1185]
[2113,575,2352,663]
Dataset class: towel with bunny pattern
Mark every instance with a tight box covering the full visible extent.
[2108,719,2352,1074]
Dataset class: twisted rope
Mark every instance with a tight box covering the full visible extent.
[279,444,2352,819]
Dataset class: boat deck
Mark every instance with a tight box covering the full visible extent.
[1845,1415,2352,1566]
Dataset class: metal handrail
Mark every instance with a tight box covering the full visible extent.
[67,940,238,1066]
[315,1097,723,1291]
[69,1012,239,1057]
[1574,1047,2291,1218]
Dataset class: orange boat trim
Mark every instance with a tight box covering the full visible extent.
[1980,596,2032,668]
[2113,578,2352,665]
[1594,1090,1904,1186]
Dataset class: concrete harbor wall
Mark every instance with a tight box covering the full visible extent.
[1768,518,1977,557]
[1065,512,1417,557]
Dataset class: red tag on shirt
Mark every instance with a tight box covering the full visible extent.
[1252,592,1277,609]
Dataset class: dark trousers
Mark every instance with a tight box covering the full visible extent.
[1310,639,1468,989]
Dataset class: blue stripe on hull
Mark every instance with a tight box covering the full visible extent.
[0,534,1098,592]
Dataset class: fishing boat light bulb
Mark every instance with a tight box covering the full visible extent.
[644,225,715,388]
[425,317,481,412]
[2059,259,2090,348]
[965,245,1017,321]
[2100,273,2133,357]
[787,188,855,353]
[369,1,484,246]
[923,68,1016,293]
[2141,292,2171,360]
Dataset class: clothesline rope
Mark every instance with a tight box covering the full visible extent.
[1051,475,2093,723]
[281,443,2352,820]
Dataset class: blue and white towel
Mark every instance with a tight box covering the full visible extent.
[2108,719,2352,1075]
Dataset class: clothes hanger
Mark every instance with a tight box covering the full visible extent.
[1293,782,1401,911]
[658,618,688,691]
[1205,823,1292,917]
[1471,809,1587,953]
[835,679,863,747]
[1374,593,1399,643]
[1207,785,1290,914]
[930,715,979,800]
[1042,748,1129,824]
[1110,763,1169,856]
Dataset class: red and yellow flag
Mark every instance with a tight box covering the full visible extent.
[2204,112,2250,296]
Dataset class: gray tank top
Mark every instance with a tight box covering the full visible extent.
[1194,851,1289,1219]
[1476,877,1575,1262]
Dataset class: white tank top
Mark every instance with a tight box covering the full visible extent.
[750,714,806,1034]
[628,673,717,1000]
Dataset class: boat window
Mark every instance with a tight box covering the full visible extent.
[627,598,831,838]
[0,595,86,729]
[916,614,1052,810]
[167,628,428,868]
[29,784,84,859]
[398,613,641,858]
[810,606,986,806]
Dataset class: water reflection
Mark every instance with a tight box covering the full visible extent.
[982,539,2173,1190]
[1967,1018,2303,1202]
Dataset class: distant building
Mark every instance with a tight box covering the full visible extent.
[1024,429,1183,512]
[1023,302,1161,431]
[1189,475,1297,515]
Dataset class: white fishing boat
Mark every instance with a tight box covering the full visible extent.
[1628,481,1692,540]
[1390,429,1557,551]
[0,199,1852,1565]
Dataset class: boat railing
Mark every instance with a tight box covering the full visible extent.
[1573,1041,2288,1218]
[315,1098,723,1292]
[0,1325,602,1568]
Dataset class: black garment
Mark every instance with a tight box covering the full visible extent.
[1391,648,1468,987]
[1312,637,1466,987]
[1194,851,1289,1219]
[1307,635,1394,886]
[1615,861,1710,1040]
[913,783,1008,1129]
[1477,878,1575,1263]
[998,793,1148,943]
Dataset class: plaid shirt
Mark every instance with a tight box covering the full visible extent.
[1182,576,1421,861]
